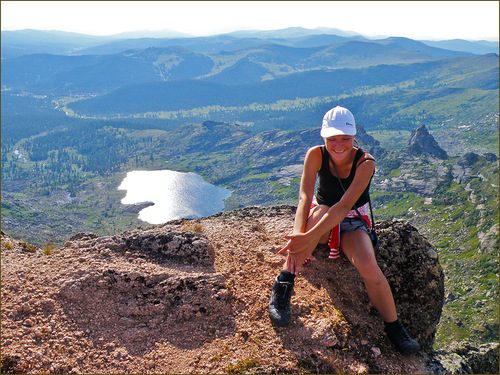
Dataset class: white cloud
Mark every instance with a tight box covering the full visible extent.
[1,1,498,41]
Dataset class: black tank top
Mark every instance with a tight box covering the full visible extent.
[315,146,372,208]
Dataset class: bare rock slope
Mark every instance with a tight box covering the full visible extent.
[0,205,475,374]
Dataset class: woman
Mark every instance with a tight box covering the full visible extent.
[268,106,420,354]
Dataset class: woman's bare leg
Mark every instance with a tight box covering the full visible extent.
[341,230,398,322]
[305,205,331,242]
[282,205,330,272]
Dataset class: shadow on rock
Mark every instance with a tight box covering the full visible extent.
[59,229,235,355]
[270,247,372,374]
[58,269,236,355]
[65,230,216,271]
[272,319,338,374]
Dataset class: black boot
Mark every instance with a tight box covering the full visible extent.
[268,271,295,326]
[384,319,421,354]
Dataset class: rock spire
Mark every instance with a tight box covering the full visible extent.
[407,125,448,159]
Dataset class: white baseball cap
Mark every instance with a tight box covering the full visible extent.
[321,106,356,137]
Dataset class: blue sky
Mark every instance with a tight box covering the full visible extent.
[2,1,498,41]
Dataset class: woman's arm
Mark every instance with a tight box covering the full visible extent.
[279,157,375,260]
[292,146,322,234]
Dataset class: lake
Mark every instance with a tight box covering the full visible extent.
[118,170,231,224]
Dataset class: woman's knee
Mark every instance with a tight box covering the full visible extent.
[342,231,387,284]
[306,205,331,242]
[352,256,383,282]
[307,205,329,224]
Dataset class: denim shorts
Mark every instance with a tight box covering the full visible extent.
[340,217,369,234]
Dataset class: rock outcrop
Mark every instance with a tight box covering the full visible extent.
[426,342,499,374]
[375,220,444,350]
[0,206,491,374]
[407,125,448,159]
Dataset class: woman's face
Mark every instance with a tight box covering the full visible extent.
[324,135,354,161]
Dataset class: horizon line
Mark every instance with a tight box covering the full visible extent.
[2,27,499,43]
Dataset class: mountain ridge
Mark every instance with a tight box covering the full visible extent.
[59,55,496,124]
[2,28,497,59]
[2,38,474,94]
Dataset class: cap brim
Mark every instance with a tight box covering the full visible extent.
[320,127,356,138]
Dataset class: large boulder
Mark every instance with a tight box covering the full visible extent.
[375,220,445,350]
[0,206,448,374]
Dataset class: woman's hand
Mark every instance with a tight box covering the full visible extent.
[277,231,320,274]
[278,232,317,255]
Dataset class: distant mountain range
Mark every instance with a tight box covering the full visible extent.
[2,31,495,95]
[421,39,499,55]
[2,28,498,138]
[62,56,497,118]
[2,28,498,58]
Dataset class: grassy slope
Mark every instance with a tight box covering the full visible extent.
[371,153,499,348]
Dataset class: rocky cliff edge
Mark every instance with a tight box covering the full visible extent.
[1,206,497,374]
